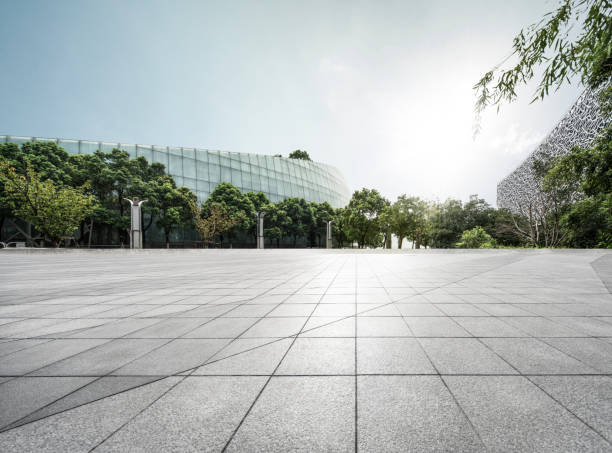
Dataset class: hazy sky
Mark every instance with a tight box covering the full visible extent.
[0,0,583,205]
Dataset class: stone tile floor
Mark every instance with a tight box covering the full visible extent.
[0,249,611,452]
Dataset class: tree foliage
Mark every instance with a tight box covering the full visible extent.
[542,123,612,247]
[202,182,254,246]
[0,161,96,246]
[343,188,389,248]
[456,226,496,248]
[191,201,241,247]
[474,0,612,134]
[288,150,312,161]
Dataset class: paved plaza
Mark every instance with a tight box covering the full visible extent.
[0,249,611,452]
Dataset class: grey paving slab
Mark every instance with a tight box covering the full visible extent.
[240,317,307,338]
[500,316,585,337]
[300,316,355,337]
[541,337,612,373]
[453,316,528,337]
[357,338,435,374]
[124,317,208,338]
[403,316,471,337]
[68,318,162,338]
[0,339,51,357]
[530,376,612,442]
[482,338,599,374]
[356,316,411,337]
[358,376,485,452]
[0,339,109,375]
[0,377,179,453]
[312,304,356,317]
[419,338,518,374]
[112,339,229,375]
[552,316,612,336]
[29,339,166,376]
[0,249,611,451]
[193,338,293,375]
[10,376,161,429]
[444,375,612,452]
[276,338,355,375]
[0,376,95,429]
[226,376,355,452]
[182,317,258,338]
[94,376,267,453]
[394,303,445,316]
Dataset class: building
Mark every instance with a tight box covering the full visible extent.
[0,135,351,209]
[497,87,610,213]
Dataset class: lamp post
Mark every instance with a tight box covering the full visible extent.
[124,197,147,249]
[326,220,333,249]
[256,211,266,249]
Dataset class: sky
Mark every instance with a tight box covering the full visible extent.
[0,0,584,206]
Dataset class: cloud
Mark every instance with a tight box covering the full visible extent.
[486,123,546,155]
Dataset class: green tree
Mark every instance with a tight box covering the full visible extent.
[543,123,612,247]
[344,188,389,248]
[0,161,96,247]
[474,0,612,133]
[288,150,312,161]
[191,201,240,247]
[309,201,334,247]
[264,202,291,247]
[0,142,75,241]
[277,197,311,247]
[430,199,467,248]
[153,177,197,248]
[68,149,159,245]
[203,182,254,247]
[332,207,350,248]
[456,226,497,248]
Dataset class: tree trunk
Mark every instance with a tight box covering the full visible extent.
[398,236,403,249]
[165,230,170,249]
[142,215,153,248]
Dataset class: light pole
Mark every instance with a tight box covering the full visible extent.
[256,211,266,249]
[326,220,333,249]
[124,197,147,249]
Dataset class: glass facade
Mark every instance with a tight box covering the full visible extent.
[1,135,351,208]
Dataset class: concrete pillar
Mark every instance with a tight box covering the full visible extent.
[326,220,333,249]
[256,212,266,249]
[124,197,147,249]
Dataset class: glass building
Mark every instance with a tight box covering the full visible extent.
[1,135,351,208]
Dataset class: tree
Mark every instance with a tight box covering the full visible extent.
[154,178,197,248]
[390,195,431,249]
[332,207,350,248]
[310,201,334,247]
[277,197,311,247]
[0,142,75,242]
[191,201,240,247]
[430,199,467,248]
[203,182,254,247]
[68,149,158,245]
[0,161,96,247]
[288,150,312,161]
[264,202,291,247]
[474,0,612,134]
[344,188,389,248]
[456,226,497,248]
[378,206,394,249]
[543,123,612,247]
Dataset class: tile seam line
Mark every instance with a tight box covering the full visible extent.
[191,258,343,372]
[90,260,340,452]
[372,255,493,451]
[0,265,309,431]
[525,375,612,446]
[220,255,348,452]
